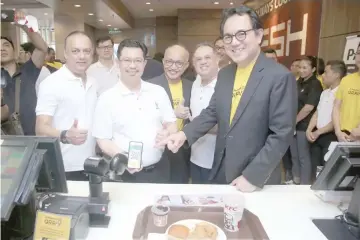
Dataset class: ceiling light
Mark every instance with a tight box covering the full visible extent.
[146,2,151,4]
[230,2,234,5]
[74,4,81,7]
[149,9,154,11]
[98,19,103,22]
[44,13,48,15]
[88,13,94,16]
[214,1,219,4]
[107,24,111,27]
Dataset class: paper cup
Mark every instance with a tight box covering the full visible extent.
[223,194,245,232]
[151,205,170,227]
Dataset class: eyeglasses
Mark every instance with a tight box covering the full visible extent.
[98,45,113,50]
[163,59,186,68]
[120,58,144,66]
[223,29,254,44]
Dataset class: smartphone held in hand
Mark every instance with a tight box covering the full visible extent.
[127,141,143,169]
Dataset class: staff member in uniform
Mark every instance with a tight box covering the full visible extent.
[92,39,177,183]
[290,56,323,185]
[160,6,297,192]
[306,60,346,179]
[36,31,97,181]
[333,45,360,142]
[190,42,219,184]
[148,44,193,184]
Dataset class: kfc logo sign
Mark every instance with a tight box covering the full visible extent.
[258,0,322,67]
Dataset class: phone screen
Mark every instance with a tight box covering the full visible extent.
[1,10,15,23]
[127,141,143,169]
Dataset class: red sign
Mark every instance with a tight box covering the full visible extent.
[257,0,323,67]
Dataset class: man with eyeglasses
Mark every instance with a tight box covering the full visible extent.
[148,44,193,183]
[214,37,232,68]
[92,39,177,183]
[36,31,97,181]
[159,6,297,192]
[87,36,120,95]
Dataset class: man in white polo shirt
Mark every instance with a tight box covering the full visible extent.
[92,39,177,183]
[36,31,97,181]
[306,60,346,180]
[87,36,120,95]
[190,43,219,184]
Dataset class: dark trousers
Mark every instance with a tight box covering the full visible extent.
[290,131,312,184]
[121,152,170,183]
[65,171,88,181]
[167,146,190,184]
[190,162,211,184]
[282,148,292,171]
[310,131,337,179]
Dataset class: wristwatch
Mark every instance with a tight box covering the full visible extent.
[60,130,69,144]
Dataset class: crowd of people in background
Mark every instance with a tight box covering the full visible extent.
[1,6,359,191]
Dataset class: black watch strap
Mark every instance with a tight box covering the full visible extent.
[60,130,69,144]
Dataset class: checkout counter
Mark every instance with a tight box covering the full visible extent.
[0,136,359,240]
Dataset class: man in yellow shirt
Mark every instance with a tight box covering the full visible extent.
[159,6,297,192]
[148,44,193,183]
[333,45,360,142]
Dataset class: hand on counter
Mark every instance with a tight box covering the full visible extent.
[155,125,170,148]
[231,176,257,193]
[127,167,143,174]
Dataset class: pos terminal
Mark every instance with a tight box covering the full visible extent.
[1,136,128,240]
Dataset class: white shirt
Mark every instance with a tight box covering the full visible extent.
[35,66,51,96]
[190,76,217,169]
[87,60,120,95]
[36,65,98,172]
[316,86,338,129]
[92,81,176,167]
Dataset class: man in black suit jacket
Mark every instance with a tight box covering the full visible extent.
[159,6,297,191]
[148,44,193,183]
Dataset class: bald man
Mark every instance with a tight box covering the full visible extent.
[148,44,193,183]
[36,31,97,181]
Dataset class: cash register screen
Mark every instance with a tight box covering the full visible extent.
[1,146,28,219]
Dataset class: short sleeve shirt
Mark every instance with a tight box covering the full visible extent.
[92,81,176,167]
[3,59,41,135]
[296,75,323,131]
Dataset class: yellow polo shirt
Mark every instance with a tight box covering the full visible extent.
[335,72,360,131]
[169,80,184,130]
[230,61,256,124]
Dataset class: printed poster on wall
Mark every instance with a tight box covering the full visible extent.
[256,0,323,68]
[343,35,360,74]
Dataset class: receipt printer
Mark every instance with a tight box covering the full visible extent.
[37,193,90,240]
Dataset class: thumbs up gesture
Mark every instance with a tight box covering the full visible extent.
[174,98,191,120]
[65,119,88,145]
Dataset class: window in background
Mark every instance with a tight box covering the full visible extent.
[113,44,119,59]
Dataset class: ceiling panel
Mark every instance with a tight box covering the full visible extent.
[121,0,268,18]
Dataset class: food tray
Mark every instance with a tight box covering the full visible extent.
[132,206,269,240]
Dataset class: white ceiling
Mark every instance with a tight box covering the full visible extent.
[1,0,130,29]
[121,0,267,18]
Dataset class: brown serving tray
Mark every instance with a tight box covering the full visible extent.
[132,206,269,240]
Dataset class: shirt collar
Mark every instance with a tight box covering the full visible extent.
[118,80,150,96]
[62,64,93,89]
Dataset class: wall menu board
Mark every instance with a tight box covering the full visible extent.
[257,0,323,68]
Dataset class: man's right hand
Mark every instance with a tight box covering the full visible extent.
[66,119,88,145]
[336,130,350,142]
[159,131,187,153]
[174,99,190,119]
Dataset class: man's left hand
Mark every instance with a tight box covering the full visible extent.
[155,125,169,147]
[350,127,360,141]
[312,130,321,141]
[230,175,257,192]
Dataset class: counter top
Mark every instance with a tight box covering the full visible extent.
[66,182,341,240]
